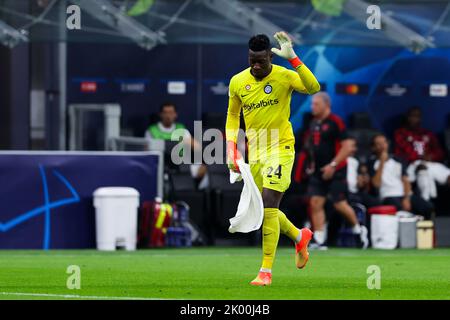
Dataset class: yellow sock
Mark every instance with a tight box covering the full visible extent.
[261,208,280,270]
[278,210,301,243]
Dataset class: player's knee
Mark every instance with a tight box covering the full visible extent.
[310,197,324,211]
[262,189,282,208]
[333,200,350,212]
[263,196,278,209]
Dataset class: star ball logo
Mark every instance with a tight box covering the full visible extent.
[0,165,80,250]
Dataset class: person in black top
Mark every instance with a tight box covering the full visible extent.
[304,92,368,249]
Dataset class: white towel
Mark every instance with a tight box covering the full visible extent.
[407,161,438,200]
[416,169,437,201]
[228,159,264,233]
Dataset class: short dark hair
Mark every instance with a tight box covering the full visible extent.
[371,133,386,147]
[407,106,421,116]
[249,34,271,52]
[160,102,176,112]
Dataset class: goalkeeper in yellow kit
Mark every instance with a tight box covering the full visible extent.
[226,32,321,286]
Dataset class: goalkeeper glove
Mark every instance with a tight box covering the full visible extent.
[226,141,242,173]
[271,31,303,69]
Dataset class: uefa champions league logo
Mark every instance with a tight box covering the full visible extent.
[0,165,80,250]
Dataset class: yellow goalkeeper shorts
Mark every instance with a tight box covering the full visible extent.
[250,151,295,193]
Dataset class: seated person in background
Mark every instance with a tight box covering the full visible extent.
[395,107,450,200]
[394,106,445,163]
[145,102,208,189]
[145,102,190,143]
[394,107,450,200]
[346,138,380,208]
[369,133,433,219]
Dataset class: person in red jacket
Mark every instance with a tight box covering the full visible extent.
[394,107,445,163]
[394,107,450,201]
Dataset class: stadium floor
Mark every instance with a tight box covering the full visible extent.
[0,248,449,300]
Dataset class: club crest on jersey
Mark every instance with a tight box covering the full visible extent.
[264,84,272,94]
[245,84,251,91]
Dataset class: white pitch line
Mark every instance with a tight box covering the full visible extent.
[0,292,175,300]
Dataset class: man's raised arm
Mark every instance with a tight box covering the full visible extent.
[271,31,320,95]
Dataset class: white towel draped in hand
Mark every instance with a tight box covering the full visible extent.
[228,159,264,233]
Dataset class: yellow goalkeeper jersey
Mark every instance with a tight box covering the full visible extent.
[226,64,320,161]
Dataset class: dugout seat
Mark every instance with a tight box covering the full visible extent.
[349,112,374,130]
[178,163,191,173]
[445,128,450,155]
[202,112,226,132]
[348,129,378,164]
[207,167,257,245]
[170,171,209,244]
[207,163,228,174]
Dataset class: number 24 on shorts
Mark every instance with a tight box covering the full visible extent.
[266,165,282,179]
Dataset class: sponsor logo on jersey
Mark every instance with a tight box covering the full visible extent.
[243,99,279,112]
[264,84,273,94]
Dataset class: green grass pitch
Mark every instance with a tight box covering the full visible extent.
[0,247,449,300]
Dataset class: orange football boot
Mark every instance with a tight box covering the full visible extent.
[250,271,272,286]
[295,228,313,269]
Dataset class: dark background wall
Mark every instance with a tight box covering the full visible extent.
[0,44,30,150]
[67,43,249,137]
[1,43,449,150]
[67,43,450,141]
